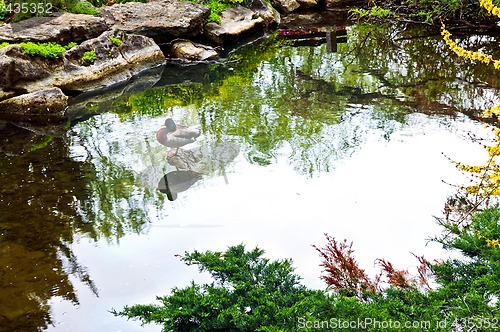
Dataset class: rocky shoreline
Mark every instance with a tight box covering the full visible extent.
[0,0,351,123]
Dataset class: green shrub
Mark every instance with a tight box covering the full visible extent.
[112,244,332,331]
[20,42,68,58]
[113,206,500,331]
[69,1,100,15]
[0,42,9,49]
[81,50,97,65]
[206,0,231,23]
[0,3,7,21]
[185,0,251,24]
[109,37,122,47]
[349,5,391,19]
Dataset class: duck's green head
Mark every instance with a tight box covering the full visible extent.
[164,118,177,132]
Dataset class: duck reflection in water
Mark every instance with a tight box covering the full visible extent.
[156,118,201,157]
[158,170,202,201]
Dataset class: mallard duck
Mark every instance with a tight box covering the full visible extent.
[156,118,201,156]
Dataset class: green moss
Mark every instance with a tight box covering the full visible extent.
[109,37,122,47]
[20,42,68,58]
[1,41,76,55]
[81,50,97,65]
[69,1,100,15]
[65,42,77,50]
[184,0,251,24]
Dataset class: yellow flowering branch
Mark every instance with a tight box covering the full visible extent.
[479,0,500,19]
[440,16,500,199]
[476,230,500,248]
[441,23,500,68]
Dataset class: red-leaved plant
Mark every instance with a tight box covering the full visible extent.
[313,233,432,300]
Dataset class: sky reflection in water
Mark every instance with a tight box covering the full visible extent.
[51,109,487,331]
[2,23,499,331]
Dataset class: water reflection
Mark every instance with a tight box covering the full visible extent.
[0,125,96,331]
[278,26,348,51]
[166,142,240,174]
[1,22,500,331]
[157,171,202,201]
[137,142,240,201]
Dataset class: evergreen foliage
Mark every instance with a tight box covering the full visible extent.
[113,215,500,331]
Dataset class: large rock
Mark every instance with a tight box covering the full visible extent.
[66,65,165,122]
[204,6,266,45]
[101,0,209,44]
[58,30,165,91]
[0,44,63,96]
[170,39,218,61]
[0,88,68,122]
[270,0,301,14]
[251,0,281,27]
[0,13,108,44]
[1,29,165,95]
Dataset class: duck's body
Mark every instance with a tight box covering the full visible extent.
[156,118,201,155]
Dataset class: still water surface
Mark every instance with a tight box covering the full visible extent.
[1,23,500,331]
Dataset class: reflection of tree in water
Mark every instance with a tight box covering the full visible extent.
[69,116,163,242]
[43,21,500,244]
[0,125,98,331]
[345,23,500,115]
[121,24,500,176]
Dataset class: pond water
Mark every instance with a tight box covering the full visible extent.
[2,22,500,331]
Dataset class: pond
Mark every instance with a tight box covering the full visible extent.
[1,22,500,331]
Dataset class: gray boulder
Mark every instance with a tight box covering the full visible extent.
[0,29,165,122]
[101,0,209,44]
[251,0,281,27]
[270,0,301,14]
[170,39,219,61]
[0,44,62,95]
[0,13,108,44]
[66,65,165,122]
[56,30,165,92]
[0,87,68,122]
[1,29,165,96]
[204,6,266,45]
